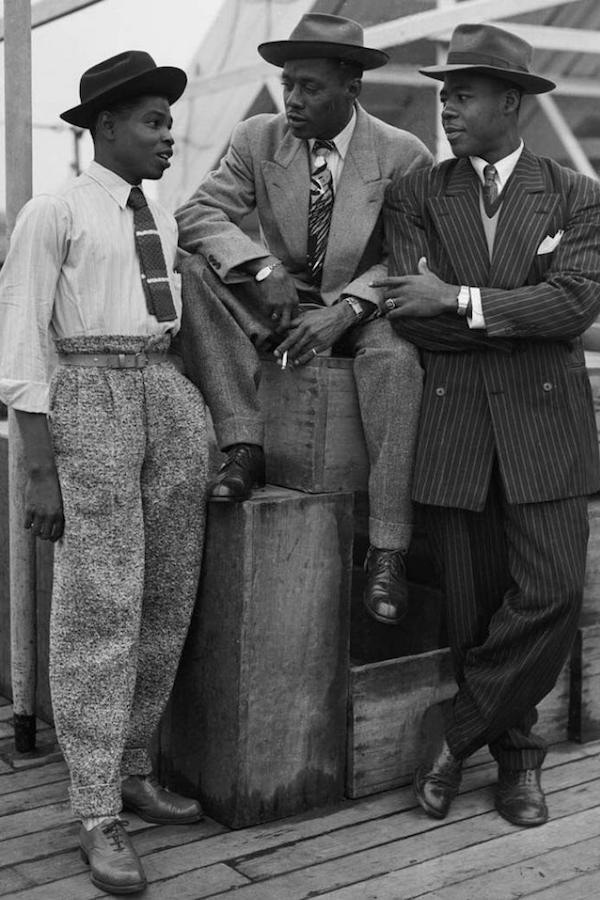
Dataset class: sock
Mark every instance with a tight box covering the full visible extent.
[81,815,117,831]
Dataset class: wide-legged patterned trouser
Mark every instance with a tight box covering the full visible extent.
[48,335,208,819]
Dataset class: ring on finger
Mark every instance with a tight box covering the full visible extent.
[385,298,397,311]
[311,347,318,357]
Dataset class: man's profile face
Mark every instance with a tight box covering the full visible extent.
[281,58,358,140]
[440,73,515,162]
[107,95,174,183]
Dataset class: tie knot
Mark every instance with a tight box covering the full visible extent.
[313,139,335,158]
[127,186,147,211]
[483,164,497,186]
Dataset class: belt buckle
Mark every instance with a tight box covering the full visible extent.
[135,351,149,368]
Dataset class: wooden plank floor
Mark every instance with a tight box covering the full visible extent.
[1,697,600,899]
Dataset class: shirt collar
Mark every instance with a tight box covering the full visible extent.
[309,107,357,159]
[85,160,140,210]
[470,140,524,192]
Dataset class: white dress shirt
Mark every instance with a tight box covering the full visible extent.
[308,107,357,190]
[0,161,181,413]
[467,141,524,328]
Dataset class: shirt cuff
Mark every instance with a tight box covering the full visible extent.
[0,380,50,414]
[467,287,486,329]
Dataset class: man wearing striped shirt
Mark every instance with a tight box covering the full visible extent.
[0,52,208,894]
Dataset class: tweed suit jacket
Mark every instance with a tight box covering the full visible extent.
[385,149,600,510]
[176,103,432,309]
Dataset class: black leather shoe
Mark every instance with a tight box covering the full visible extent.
[209,444,265,501]
[363,546,409,625]
[495,768,548,827]
[414,738,463,819]
[122,774,202,825]
[79,819,146,895]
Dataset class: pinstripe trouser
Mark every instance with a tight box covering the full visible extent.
[424,471,589,770]
[48,336,208,819]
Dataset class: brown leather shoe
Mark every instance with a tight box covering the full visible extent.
[209,444,265,501]
[414,738,463,819]
[495,768,548,827]
[363,546,409,625]
[122,774,202,825]
[79,819,146,895]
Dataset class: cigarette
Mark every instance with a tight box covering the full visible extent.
[281,350,288,370]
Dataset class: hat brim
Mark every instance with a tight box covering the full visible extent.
[60,65,188,129]
[419,63,555,94]
[257,40,388,70]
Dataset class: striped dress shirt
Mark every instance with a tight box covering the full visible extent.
[0,161,181,413]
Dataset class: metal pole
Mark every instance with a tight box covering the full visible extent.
[3,0,37,753]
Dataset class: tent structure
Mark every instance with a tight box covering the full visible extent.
[158,0,600,210]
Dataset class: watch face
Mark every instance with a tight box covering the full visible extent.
[255,265,272,282]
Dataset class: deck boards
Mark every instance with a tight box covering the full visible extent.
[1,701,600,899]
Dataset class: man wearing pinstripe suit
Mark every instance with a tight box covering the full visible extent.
[378,23,600,827]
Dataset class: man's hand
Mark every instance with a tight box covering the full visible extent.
[372,257,458,318]
[14,409,64,542]
[245,262,299,333]
[24,467,64,542]
[274,303,355,366]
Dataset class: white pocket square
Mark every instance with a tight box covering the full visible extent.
[537,230,564,255]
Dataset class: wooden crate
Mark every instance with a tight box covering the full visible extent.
[569,623,600,742]
[160,485,354,828]
[346,648,572,799]
[259,357,369,493]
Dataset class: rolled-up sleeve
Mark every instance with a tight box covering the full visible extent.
[0,195,68,413]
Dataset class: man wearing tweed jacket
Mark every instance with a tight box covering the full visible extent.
[379,24,600,827]
[176,14,432,624]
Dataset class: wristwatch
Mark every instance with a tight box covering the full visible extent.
[344,296,364,319]
[255,262,281,282]
[456,285,470,317]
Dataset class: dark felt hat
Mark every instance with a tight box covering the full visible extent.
[419,23,555,94]
[257,13,388,71]
[60,50,187,129]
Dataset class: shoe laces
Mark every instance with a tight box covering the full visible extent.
[102,819,128,852]
[365,546,406,575]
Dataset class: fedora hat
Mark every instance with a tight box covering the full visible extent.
[257,13,388,71]
[420,23,555,94]
[60,50,187,129]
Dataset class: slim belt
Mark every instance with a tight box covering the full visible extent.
[58,351,175,369]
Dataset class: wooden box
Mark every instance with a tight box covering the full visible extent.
[259,357,369,493]
[160,485,354,828]
[346,647,572,799]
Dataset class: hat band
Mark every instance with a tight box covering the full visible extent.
[446,50,529,74]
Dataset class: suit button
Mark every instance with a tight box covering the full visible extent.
[435,387,446,397]
[542,382,553,391]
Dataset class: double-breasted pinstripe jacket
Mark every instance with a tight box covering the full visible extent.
[385,149,600,511]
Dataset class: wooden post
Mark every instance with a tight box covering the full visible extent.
[3,0,37,753]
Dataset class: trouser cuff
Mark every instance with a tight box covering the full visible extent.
[368,517,413,551]
[215,416,264,451]
[69,781,122,819]
[120,748,153,777]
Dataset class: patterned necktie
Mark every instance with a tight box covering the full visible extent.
[307,139,335,284]
[127,186,177,322]
[482,163,501,218]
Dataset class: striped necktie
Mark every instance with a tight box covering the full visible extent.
[127,186,176,322]
[482,164,501,218]
[307,138,335,284]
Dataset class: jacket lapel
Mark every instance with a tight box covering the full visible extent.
[489,148,559,287]
[428,159,491,285]
[261,129,310,261]
[320,105,386,294]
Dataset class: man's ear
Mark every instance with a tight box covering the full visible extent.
[348,77,362,100]
[95,109,117,141]
[503,87,521,115]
